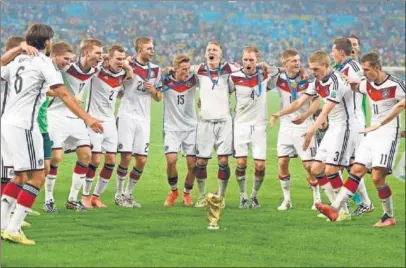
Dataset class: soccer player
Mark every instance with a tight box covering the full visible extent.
[0,23,103,245]
[190,41,239,208]
[81,45,132,208]
[331,37,374,215]
[115,37,162,208]
[269,49,321,210]
[230,47,280,208]
[46,39,103,211]
[347,34,361,62]
[161,55,198,207]
[316,52,405,227]
[271,51,357,220]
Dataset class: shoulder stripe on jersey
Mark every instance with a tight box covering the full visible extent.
[1,83,8,116]
[388,76,405,92]
[330,73,339,92]
[30,81,45,131]
[349,61,360,72]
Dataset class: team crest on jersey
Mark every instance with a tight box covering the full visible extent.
[118,143,123,150]
[38,159,44,166]
[186,81,192,87]
[164,146,169,152]
[382,88,390,99]
[8,169,14,177]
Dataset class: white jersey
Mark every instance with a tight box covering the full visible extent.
[275,72,315,129]
[0,53,63,130]
[359,75,405,130]
[118,59,161,121]
[86,67,125,122]
[229,69,276,126]
[191,62,238,121]
[306,71,356,126]
[1,81,9,115]
[162,73,198,131]
[339,59,365,123]
[48,62,97,118]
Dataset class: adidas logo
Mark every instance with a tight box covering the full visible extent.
[2,198,9,204]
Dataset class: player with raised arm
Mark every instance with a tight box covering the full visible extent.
[271,51,357,220]
[80,45,131,208]
[331,37,374,215]
[269,49,321,210]
[46,39,103,211]
[161,55,198,207]
[316,52,405,227]
[115,37,162,208]
[0,23,103,245]
[230,47,280,208]
[190,41,240,208]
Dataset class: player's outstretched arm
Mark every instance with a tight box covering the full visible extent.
[302,100,335,150]
[1,42,39,66]
[52,84,104,133]
[361,98,406,134]
[269,94,312,128]
[291,97,320,125]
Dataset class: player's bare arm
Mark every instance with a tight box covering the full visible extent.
[291,96,320,125]
[1,41,39,66]
[269,93,312,128]
[361,98,406,134]
[52,84,104,133]
[302,100,336,150]
[123,60,133,81]
[145,81,162,102]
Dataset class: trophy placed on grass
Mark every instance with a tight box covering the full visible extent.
[206,192,223,230]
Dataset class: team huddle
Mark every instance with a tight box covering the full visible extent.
[0,23,405,244]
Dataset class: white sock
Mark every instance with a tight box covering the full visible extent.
[68,172,86,202]
[196,179,206,196]
[82,177,94,196]
[1,195,16,230]
[124,179,137,196]
[45,175,56,201]
[116,175,126,196]
[252,177,264,198]
[93,177,110,196]
[236,176,247,199]
[380,196,394,218]
[311,185,321,203]
[6,203,30,234]
[358,178,372,206]
[279,178,291,201]
[332,187,353,210]
[320,183,336,204]
[218,179,229,197]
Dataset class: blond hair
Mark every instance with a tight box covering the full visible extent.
[51,41,73,55]
[243,46,259,59]
[108,44,125,57]
[173,54,190,67]
[79,39,102,55]
[308,51,330,67]
[134,37,152,53]
[207,40,223,52]
[280,49,299,65]
[5,36,25,52]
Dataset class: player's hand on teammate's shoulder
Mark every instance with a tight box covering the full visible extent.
[197,98,201,109]
[20,41,39,56]
[85,116,104,134]
[123,60,133,81]
[162,66,174,76]
[299,67,309,80]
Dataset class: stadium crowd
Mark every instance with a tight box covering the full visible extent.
[1,1,405,67]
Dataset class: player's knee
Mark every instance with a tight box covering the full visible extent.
[77,148,91,164]
[166,154,177,167]
[255,167,265,179]
[218,163,230,180]
[91,158,101,167]
[13,172,26,185]
[371,168,387,185]
[51,151,63,166]
[217,156,228,166]
[195,162,207,179]
[187,162,196,173]
[136,155,148,168]
[350,163,367,178]
[235,166,246,178]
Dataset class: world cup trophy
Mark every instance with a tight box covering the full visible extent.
[206,192,223,230]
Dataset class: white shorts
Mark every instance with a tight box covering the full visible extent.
[48,113,90,152]
[117,116,150,156]
[277,127,316,161]
[164,130,196,156]
[315,124,356,167]
[1,124,44,171]
[89,120,118,154]
[196,120,232,158]
[355,129,400,171]
[234,124,267,160]
[352,118,366,158]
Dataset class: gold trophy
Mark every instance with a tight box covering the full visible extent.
[206,193,223,230]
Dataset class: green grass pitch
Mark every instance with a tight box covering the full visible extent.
[1,93,405,267]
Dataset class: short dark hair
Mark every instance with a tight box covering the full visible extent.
[25,23,54,50]
[333,38,353,56]
[4,36,25,52]
[51,41,73,55]
[361,52,382,70]
[347,34,361,48]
